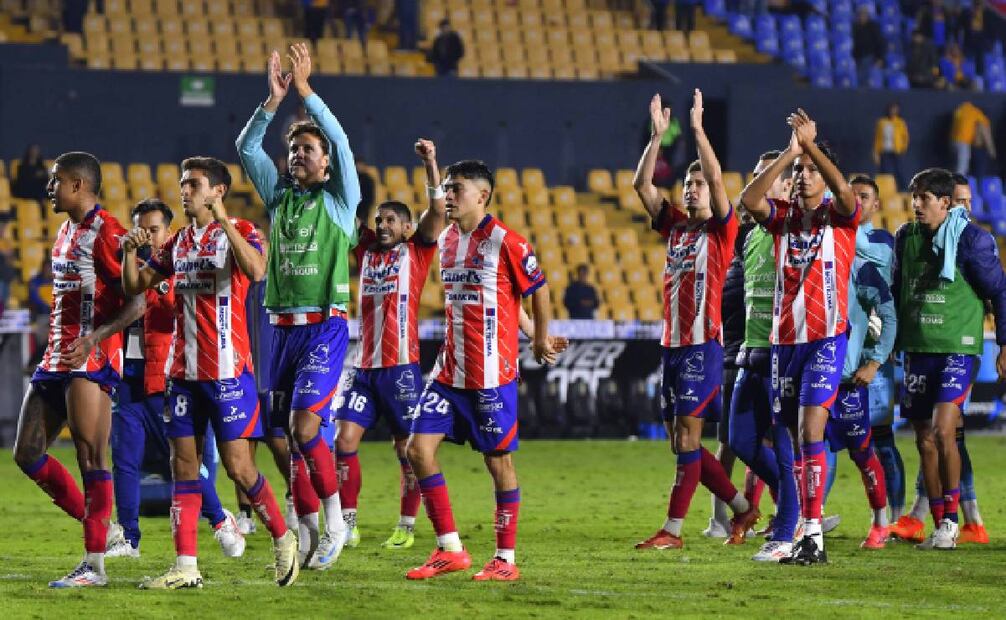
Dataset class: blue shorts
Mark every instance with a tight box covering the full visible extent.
[868,360,896,427]
[771,334,847,427]
[165,370,263,442]
[410,379,519,454]
[32,365,121,416]
[900,353,978,421]
[269,317,349,429]
[255,391,286,439]
[826,385,872,453]
[660,341,723,422]
[334,363,422,439]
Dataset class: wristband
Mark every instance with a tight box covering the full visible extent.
[426,184,445,200]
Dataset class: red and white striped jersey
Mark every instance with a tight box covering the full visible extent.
[150,218,262,381]
[435,215,546,389]
[352,227,437,368]
[653,200,738,348]
[41,205,127,375]
[764,197,861,345]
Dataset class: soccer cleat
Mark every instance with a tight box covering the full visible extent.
[701,517,730,538]
[473,557,520,581]
[958,523,990,544]
[860,525,888,550]
[822,514,841,533]
[780,536,827,565]
[105,522,126,551]
[915,532,937,550]
[273,530,300,587]
[285,496,298,533]
[236,512,257,535]
[752,540,793,562]
[889,515,925,543]
[49,561,108,588]
[931,519,959,550]
[297,518,321,568]
[382,526,416,549]
[344,526,361,549]
[306,533,345,570]
[139,565,204,590]
[406,548,473,580]
[105,538,141,558]
[213,509,247,558]
[725,507,761,545]
[635,529,683,550]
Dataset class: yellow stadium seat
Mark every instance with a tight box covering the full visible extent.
[130,181,156,202]
[551,186,575,207]
[190,38,212,56]
[132,0,154,14]
[546,29,569,47]
[102,181,128,203]
[664,31,686,49]
[617,30,641,51]
[591,12,613,30]
[537,246,562,267]
[668,47,691,62]
[525,186,549,207]
[722,171,744,200]
[473,10,494,29]
[137,36,161,55]
[551,47,573,65]
[587,169,614,196]
[524,28,545,47]
[496,186,523,206]
[521,168,544,190]
[564,245,589,265]
[134,17,157,37]
[689,31,711,50]
[496,168,519,189]
[624,268,648,286]
[613,227,638,248]
[106,15,130,35]
[594,30,615,49]
[521,10,542,28]
[614,169,635,191]
[572,47,597,66]
[577,66,601,79]
[884,212,909,232]
[87,54,112,70]
[261,18,284,39]
[691,47,714,63]
[156,0,180,15]
[554,210,578,229]
[528,65,552,79]
[127,163,153,188]
[388,186,415,205]
[527,210,552,229]
[586,229,610,247]
[160,17,183,37]
[384,166,409,189]
[206,0,229,17]
[619,189,644,213]
[597,268,623,287]
[553,64,576,80]
[187,21,210,38]
[83,14,106,34]
[497,8,518,28]
[714,49,737,63]
[875,174,897,199]
[366,40,389,60]
[110,34,135,55]
[477,45,502,63]
[610,305,636,322]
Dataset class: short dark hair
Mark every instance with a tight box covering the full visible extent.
[686,159,702,174]
[908,167,955,199]
[759,150,782,161]
[377,200,412,222]
[951,172,969,186]
[54,151,102,194]
[181,156,232,197]
[131,197,174,225]
[793,141,838,168]
[286,121,330,156]
[446,159,495,204]
[849,174,880,197]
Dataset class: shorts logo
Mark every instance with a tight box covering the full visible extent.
[680,387,698,402]
[811,375,832,389]
[223,405,247,423]
[298,379,321,396]
[217,378,244,401]
[480,416,504,434]
[948,355,966,368]
[684,352,704,373]
[840,390,862,411]
[816,342,837,364]
[478,388,504,412]
[305,344,331,373]
[396,369,416,392]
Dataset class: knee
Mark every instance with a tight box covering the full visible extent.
[405,438,426,466]
[335,434,355,454]
[224,459,259,490]
[933,425,956,450]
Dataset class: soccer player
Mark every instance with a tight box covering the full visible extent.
[891,167,1006,550]
[403,154,560,582]
[729,152,803,562]
[236,44,359,569]
[633,90,759,551]
[739,109,861,565]
[13,151,145,587]
[335,138,446,550]
[122,157,298,588]
[108,198,244,559]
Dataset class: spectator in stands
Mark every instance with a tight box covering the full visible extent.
[303,0,331,43]
[950,100,995,175]
[942,41,977,89]
[916,0,951,50]
[907,29,943,88]
[853,6,886,82]
[27,257,53,369]
[564,264,600,320]
[339,0,370,45]
[961,0,991,70]
[676,0,699,33]
[397,0,419,50]
[61,0,86,34]
[355,157,376,221]
[649,0,670,30]
[873,103,909,189]
[428,19,464,76]
[12,145,48,205]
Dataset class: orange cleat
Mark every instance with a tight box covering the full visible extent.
[635,529,683,549]
[860,525,888,550]
[725,507,761,545]
[958,523,990,544]
[888,515,925,543]
[405,548,472,580]
[473,558,520,581]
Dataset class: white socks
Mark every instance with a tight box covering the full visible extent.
[85,552,105,574]
[662,518,684,537]
[437,532,462,552]
[728,493,750,515]
[176,555,197,569]
[496,548,515,563]
[322,493,346,537]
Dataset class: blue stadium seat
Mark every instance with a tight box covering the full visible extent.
[886,71,910,90]
[755,14,776,34]
[807,36,829,53]
[704,0,727,18]
[880,18,899,38]
[885,51,906,71]
[833,19,852,36]
[808,48,831,68]
[967,175,978,195]
[994,218,1006,237]
[832,3,853,21]
[782,34,805,55]
[785,49,807,73]
[806,15,827,36]
[879,1,900,18]
[811,69,834,88]
[832,34,853,55]
[981,176,1003,201]
[778,15,802,36]
[969,194,986,222]
[756,32,780,55]
[987,76,1005,92]
[853,0,877,12]
[984,57,1005,76]
[985,193,1005,220]
[807,0,828,13]
[835,67,857,87]
[867,65,885,88]
[833,53,855,74]
[729,14,754,38]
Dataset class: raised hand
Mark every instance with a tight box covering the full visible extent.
[288,42,313,98]
[206,197,228,222]
[122,227,152,253]
[267,50,292,102]
[690,88,704,131]
[787,108,817,149]
[649,94,671,139]
[415,138,437,163]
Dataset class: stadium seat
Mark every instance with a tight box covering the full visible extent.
[980,176,1003,201]
[729,14,753,39]
[587,169,614,197]
[886,71,910,90]
[875,174,897,198]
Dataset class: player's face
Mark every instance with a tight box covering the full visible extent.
[179,169,220,219]
[443,175,489,222]
[953,183,972,211]
[374,208,412,248]
[682,170,710,216]
[912,191,950,231]
[46,164,78,214]
[135,210,170,249]
[791,156,824,201]
[288,133,329,185]
[852,183,880,221]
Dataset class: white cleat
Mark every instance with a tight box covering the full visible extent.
[702,517,731,538]
[916,532,937,550]
[105,538,141,558]
[931,519,959,550]
[307,533,345,570]
[139,565,204,590]
[752,540,793,562]
[213,509,247,558]
[49,561,108,588]
[822,514,841,534]
[105,522,126,551]
[236,513,257,535]
[274,530,300,587]
[285,496,298,533]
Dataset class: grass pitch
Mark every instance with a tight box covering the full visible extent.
[3,436,1006,619]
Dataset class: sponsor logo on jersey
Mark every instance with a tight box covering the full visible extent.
[174,258,219,273]
[304,344,330,373]
[679,386,698,402]
[522,253,542,279]
[216,378,244,401]
[297,379,321,395]
[811,375,833,389]
[920,313,944,325]
[362,282,397,295]
[278,241,318,253]
[279,258,319,276]
[684,351,705,373]
[222,405,247,423]
[396,369,416,392]
[816,341,837,364]
[479,416,504,434]
[840,389,862,412]
[441,268,482,284]
[477,388,504,412]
